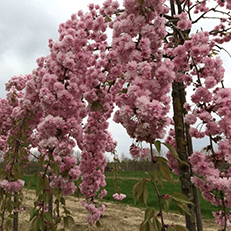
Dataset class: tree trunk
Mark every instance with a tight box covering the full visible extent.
[13,193,18,231]
[185,120,203,231]
[193,186,203,231]
[172,81,196,231]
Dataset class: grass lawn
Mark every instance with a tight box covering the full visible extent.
[23,171,221,219]
[105,171,152,178]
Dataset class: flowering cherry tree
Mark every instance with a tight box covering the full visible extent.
[1,0,231,230]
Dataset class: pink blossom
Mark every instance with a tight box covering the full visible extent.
[225,0,231,5]
[129,144,150,159]
[183,103,191,112]
[198,111,212,123]
[189,127,205,139]
[205,76,217,89]
[0,179,8,189]
[184,114,197,125]
[206,121,221,135]
[191,87,212,104]
[176,12,192,30]
[0,179,25,192]
[68,166,81,180]
[113,193,126,201]
[166,151,179,175]
[82,200,105,225]
[98,189,107,199]
[189,152,206,166]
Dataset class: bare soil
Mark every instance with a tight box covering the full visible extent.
[18,189,223,230]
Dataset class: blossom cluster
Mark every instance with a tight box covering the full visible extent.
[161,1,231,227]
[33,2,121,224]
[0,179,25,192]
[112,0,175,143]
[3,0,231,229]
[176,12,192,31]
[113,193,126,201]
[0,73,37,196]
[129,144,150,159]
[49,175,78,196]
[81,200,106,226]
[189,151,231,228]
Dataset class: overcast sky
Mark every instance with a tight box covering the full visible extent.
[1,0,231,160]
[0,0,133,160]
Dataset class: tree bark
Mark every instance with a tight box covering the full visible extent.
[193,186,203,231]
[185,122,203,231]
[13,193,18,231]
[172,81,196,231]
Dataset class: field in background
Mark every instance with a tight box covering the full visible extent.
[23,171,221,219]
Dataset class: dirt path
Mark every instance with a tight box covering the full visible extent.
[16,189,225,230]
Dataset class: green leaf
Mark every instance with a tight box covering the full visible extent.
[27,172,39,191]
[73,187,82,198]
[36,185,43,197]
[164,197,172,213]
[168,227,176,231]
[133,181,144,204]
[156,156,167,164]
[148,220,156,231]
[8,214,15,219]
[143,184,148,206]
[105,16,112,22]
[44,176,49,189]
[171,192,194,205]
[50,189,60,200]
[31,216,40,231]
[60,196,65,205]
[132,180,148,206]
[56,217,62,224]
[144,208,155,223]
[7,199,13,213]
[39,217,45,230]
[140,221,149,231]
[67,215,75,226]
[119,88,128,94]
[174,201,191,216]
[96,220,101,227]
[174,225,189,231]
[91,101,103,110]
[64,216,69,229]
[44,212,52,222]
[5,219,13,230]
[44,191,50,204]
[50,162,59,176]
[63,207,72,215]
[29,207,36,221]
[153,217,162,231]
[39,154,46,165]
[160,164,173,182]
[162,143,181,162]
[153,140,161,153]
[151,170,163,188]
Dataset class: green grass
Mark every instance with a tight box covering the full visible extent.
[23,175,38,190]
[101,178,181,211]
[23,171,221,219]
[105,171,180,181]
[105,171,152,178]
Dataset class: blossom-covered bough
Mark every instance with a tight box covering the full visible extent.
[1,0,231,230]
